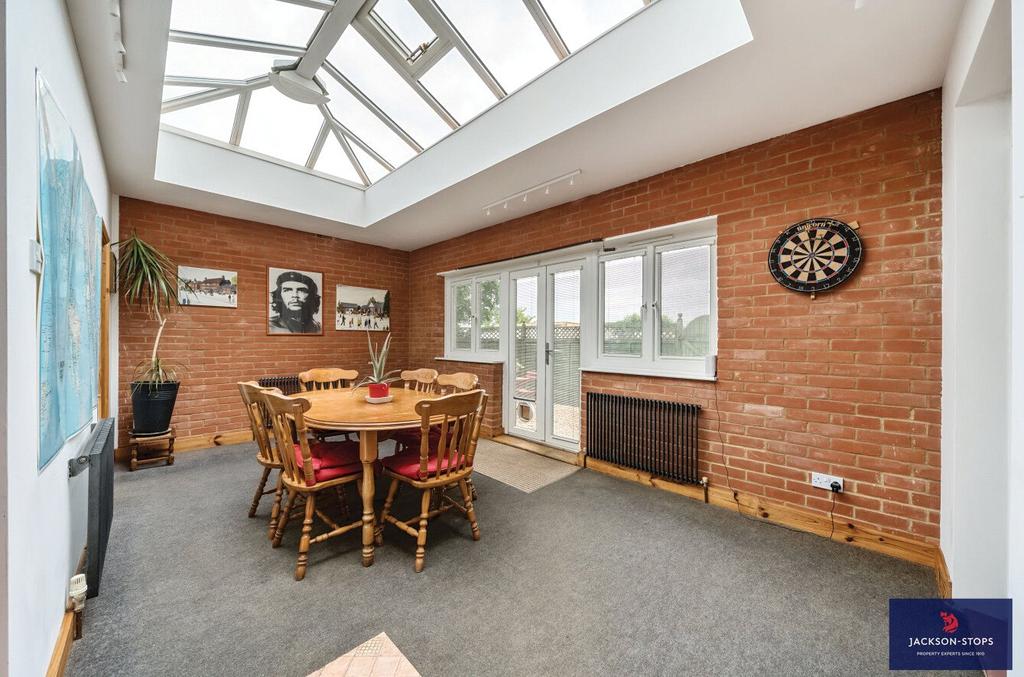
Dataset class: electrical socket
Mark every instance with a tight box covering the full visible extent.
[811,472,844,493]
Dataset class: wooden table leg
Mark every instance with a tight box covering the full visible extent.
[359,430,378,567]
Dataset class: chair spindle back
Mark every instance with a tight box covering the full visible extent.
[436,372,479,395]
[299,368,359,392]
[414,390,487,482]
[238,381,281,465]
[260,390,317,487]
[401,368,438,394]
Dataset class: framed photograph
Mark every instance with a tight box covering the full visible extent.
[268,267,323,335]
[336,285,390,331]
[178,265,238,308]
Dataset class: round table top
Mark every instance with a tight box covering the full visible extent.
[298,387,434,431]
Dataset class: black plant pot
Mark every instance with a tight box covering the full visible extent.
[131,381,180,436]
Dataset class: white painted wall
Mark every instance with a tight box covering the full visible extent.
[941,0,1015,604]
[3,0,111,675]
[1007,0,1024,666]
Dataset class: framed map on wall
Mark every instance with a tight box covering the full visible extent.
[36,73,102,469]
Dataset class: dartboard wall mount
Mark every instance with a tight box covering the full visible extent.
[767,217,863,296]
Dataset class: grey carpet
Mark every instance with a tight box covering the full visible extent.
[471,439,578,493]
[66,443,971,677]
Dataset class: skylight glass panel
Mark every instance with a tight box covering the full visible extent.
[240,88,324,166]
[540,0,644,52]
[170,0,323,47]
[369,0,436,53]
[434,0,558,91]
[351,144,390,183]
[164,42,278,81]
[162,85,206,102]
[161,94,238,142]
[316,133,363,185]
[327,31,450,147]
[322,75,416,168]
[419,51,496,125]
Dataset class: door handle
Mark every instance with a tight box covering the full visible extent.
[545,342,561,365]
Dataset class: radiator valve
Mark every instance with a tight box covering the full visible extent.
[68,574,87,640]
[700,476,709,503]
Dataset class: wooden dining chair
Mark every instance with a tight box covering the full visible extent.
[392,369,440,453]
[434,372,482,499]
[378,390,488,573]
[401,368,438,393]
[238,381,287,539]
[436,372,479,395]
[298,368,358,391]
[299,368,360,442]
[261,390,365,581]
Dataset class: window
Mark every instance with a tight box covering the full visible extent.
[600,254,644,356]
[442,217,716,378]
[597,237,715,378]
[446,275,502,358]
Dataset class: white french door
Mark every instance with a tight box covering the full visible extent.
[507,261,583,451]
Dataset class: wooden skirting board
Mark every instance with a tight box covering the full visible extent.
[115,428,253,464]
[585,457,943,572]
[45,611,75,677]
[934,547,952,598]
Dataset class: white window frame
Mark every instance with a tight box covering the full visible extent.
[586,230,717,381]
[441,216,717,380]
[444,272,506,361]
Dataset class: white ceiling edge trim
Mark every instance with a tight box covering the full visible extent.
[151,0,751,230]
[160,124,367,190]
[154,130,365,225]
[364,0,751,224]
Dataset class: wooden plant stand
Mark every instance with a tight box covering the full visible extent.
[129,429,175,471]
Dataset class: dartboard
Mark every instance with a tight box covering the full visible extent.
[768,218,863,293]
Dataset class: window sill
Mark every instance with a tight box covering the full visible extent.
[580,365,716,382]
[435,355,505,365]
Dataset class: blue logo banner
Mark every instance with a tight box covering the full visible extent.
[889,598,1012,671]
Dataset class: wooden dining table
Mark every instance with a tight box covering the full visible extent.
[299,387,435,567]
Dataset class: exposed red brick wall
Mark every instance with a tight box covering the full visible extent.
[117,198,410,442]
[435,360,503,437]
[408,91,942,542]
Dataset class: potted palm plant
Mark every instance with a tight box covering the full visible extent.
[357,332,401,402]
[118,234,185,434]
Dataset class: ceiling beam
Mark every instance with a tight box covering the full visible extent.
[318,103,394,171]
[351,20,458,129]
[414,0,506,98]
[338,132,370,185]
[322,61,422,152]
[276,0,336,10]
[296,0,362,79]
[229,90,252,145]
[307,120,331,168]
[164,76,252,89]
[168,30,306,57]
[161,76,270,113]
[520,0,570,60]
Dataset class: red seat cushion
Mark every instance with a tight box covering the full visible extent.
[382,450,467,480]
[294,440,362,486]
[393,427,451,452]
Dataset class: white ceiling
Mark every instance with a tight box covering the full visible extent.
[69,0,965,251]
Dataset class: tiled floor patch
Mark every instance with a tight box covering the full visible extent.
[308,632,420,677]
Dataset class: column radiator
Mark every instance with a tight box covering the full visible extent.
[257,375,302,394]
[586,392,702,485]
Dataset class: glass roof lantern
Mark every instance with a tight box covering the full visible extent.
[161,0,651,187]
